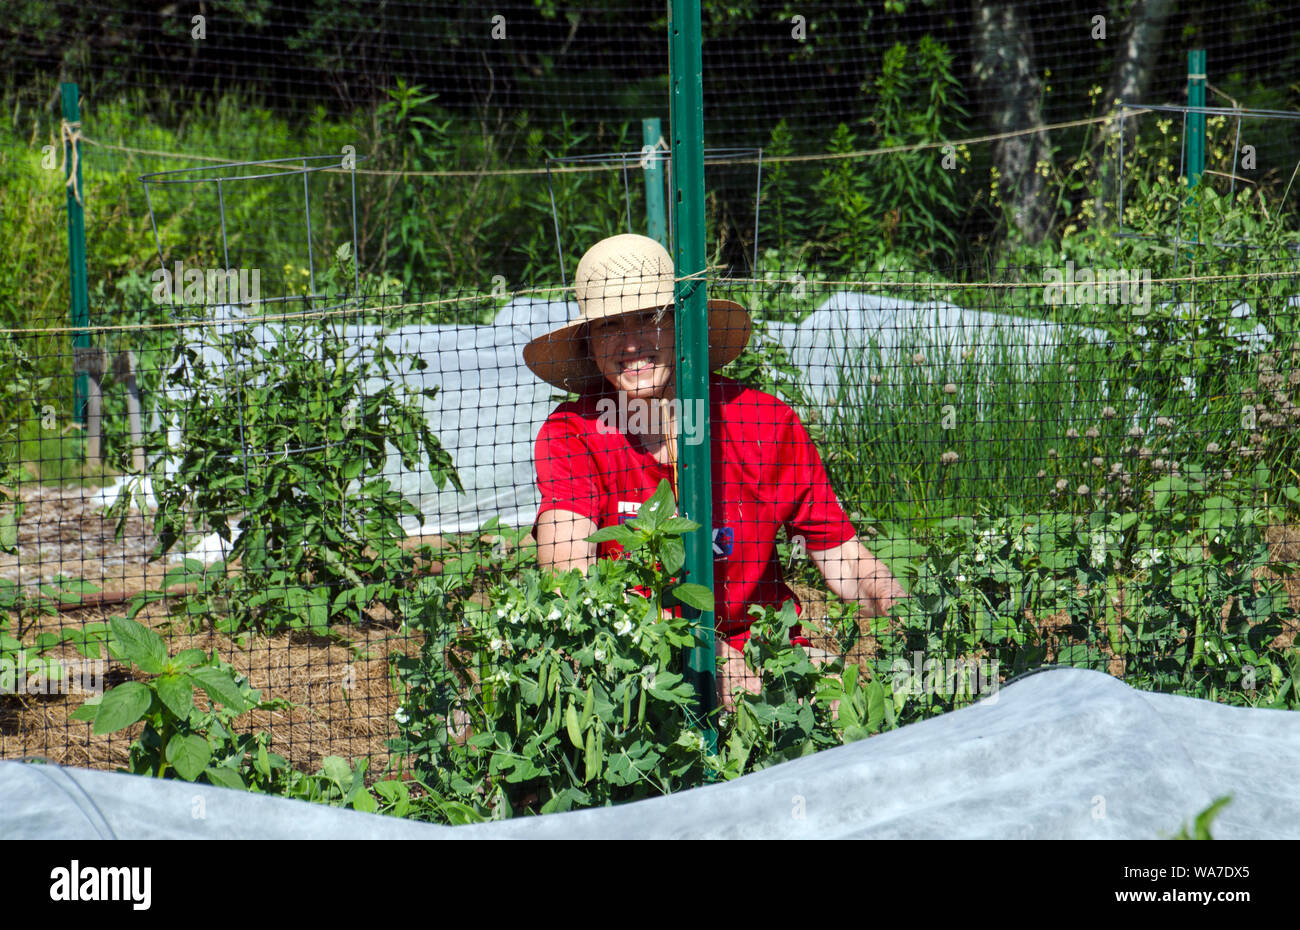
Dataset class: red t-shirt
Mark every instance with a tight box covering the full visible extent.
[533,374,855,652]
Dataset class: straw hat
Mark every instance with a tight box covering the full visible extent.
[523,234,750,394]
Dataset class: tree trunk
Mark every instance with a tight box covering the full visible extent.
[1093,0,1175,227]
[972,3,1053,245]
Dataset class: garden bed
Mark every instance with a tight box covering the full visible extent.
[6,507,1297,783]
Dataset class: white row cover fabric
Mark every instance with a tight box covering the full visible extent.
[3,669,1296,839]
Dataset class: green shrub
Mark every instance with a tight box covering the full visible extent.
[125,313,460,636]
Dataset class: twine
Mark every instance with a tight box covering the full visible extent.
[76,111,1129,178]
[659,396,679,504]
[60,119,83,206]
[0,267,1295,338]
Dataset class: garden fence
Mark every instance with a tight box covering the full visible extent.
[4,0,1300,788]
[3,256,1299,775]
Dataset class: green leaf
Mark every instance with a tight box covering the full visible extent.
[636,480,676,530]
[843,724,873,743]
[93,682,152,734]
[186,666,250,713]
[155,674,195,719]
[865,679,885,731]
[660,536,686,576]
[69,700,100,722]
[668,582,715,612]
[322,755,352,785]
[659,516,701,536]
[586,524,640,549]
[166,734,212,781]
[173,649,208,669]
[0,511,16,552]
[203,766,246,791]
[109,616,168,675]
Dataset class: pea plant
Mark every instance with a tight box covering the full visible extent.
[391,480,890,822]
[131,315,461,636]
[391,481,712,819]
[715,599,891,780]
[868,465,1300,720]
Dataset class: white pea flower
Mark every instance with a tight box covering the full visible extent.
[974,551,985,563]
[1135,548,1164,571]
[546,606,562,622]
[489,636,504,653]
[956,574,968,584]
[640,664,657,688]
[509,611,523,624]
[594,648,606,662]
[393,707,409,725]
[583,597,594,607]
[613,618,633,637]
[496,608,507,619]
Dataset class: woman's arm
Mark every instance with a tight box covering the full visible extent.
[809,536,907,617]
[536,508,598,574]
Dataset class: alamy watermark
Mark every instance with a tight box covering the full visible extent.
[1043,261,1151,314]
[595,392,707,446]
[151,261,261,306]
[49,861,151,910]
[891,651,1000,704]
[1,652,105,696]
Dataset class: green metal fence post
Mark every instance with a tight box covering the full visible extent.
[61,82,90,429]
[668,0,717,752]
[642,117,668,249]
[1186,50,1206,189]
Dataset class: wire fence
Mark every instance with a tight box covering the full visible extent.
[10,1,1300,151]
[4,0,1300,802]
[3,257,1299,775]
[7,1,1300,297]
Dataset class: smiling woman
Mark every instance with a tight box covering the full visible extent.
[523,234,907,709]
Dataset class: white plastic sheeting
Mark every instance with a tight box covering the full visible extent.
[3,669,1297,839]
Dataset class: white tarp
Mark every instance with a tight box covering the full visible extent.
[3,669,1296,839]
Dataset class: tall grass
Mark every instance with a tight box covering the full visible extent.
[809,301,1264,527]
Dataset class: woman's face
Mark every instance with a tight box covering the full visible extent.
[588,309,675,399]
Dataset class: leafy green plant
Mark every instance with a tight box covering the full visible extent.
[391,480,713,819]
[859,471,1300,721]
[1,578,110,699]
[70,615,286,787]
[714,599,891,779]
[132,313,460,636]
[1170,795,1232,840]
[391,480,895,821]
